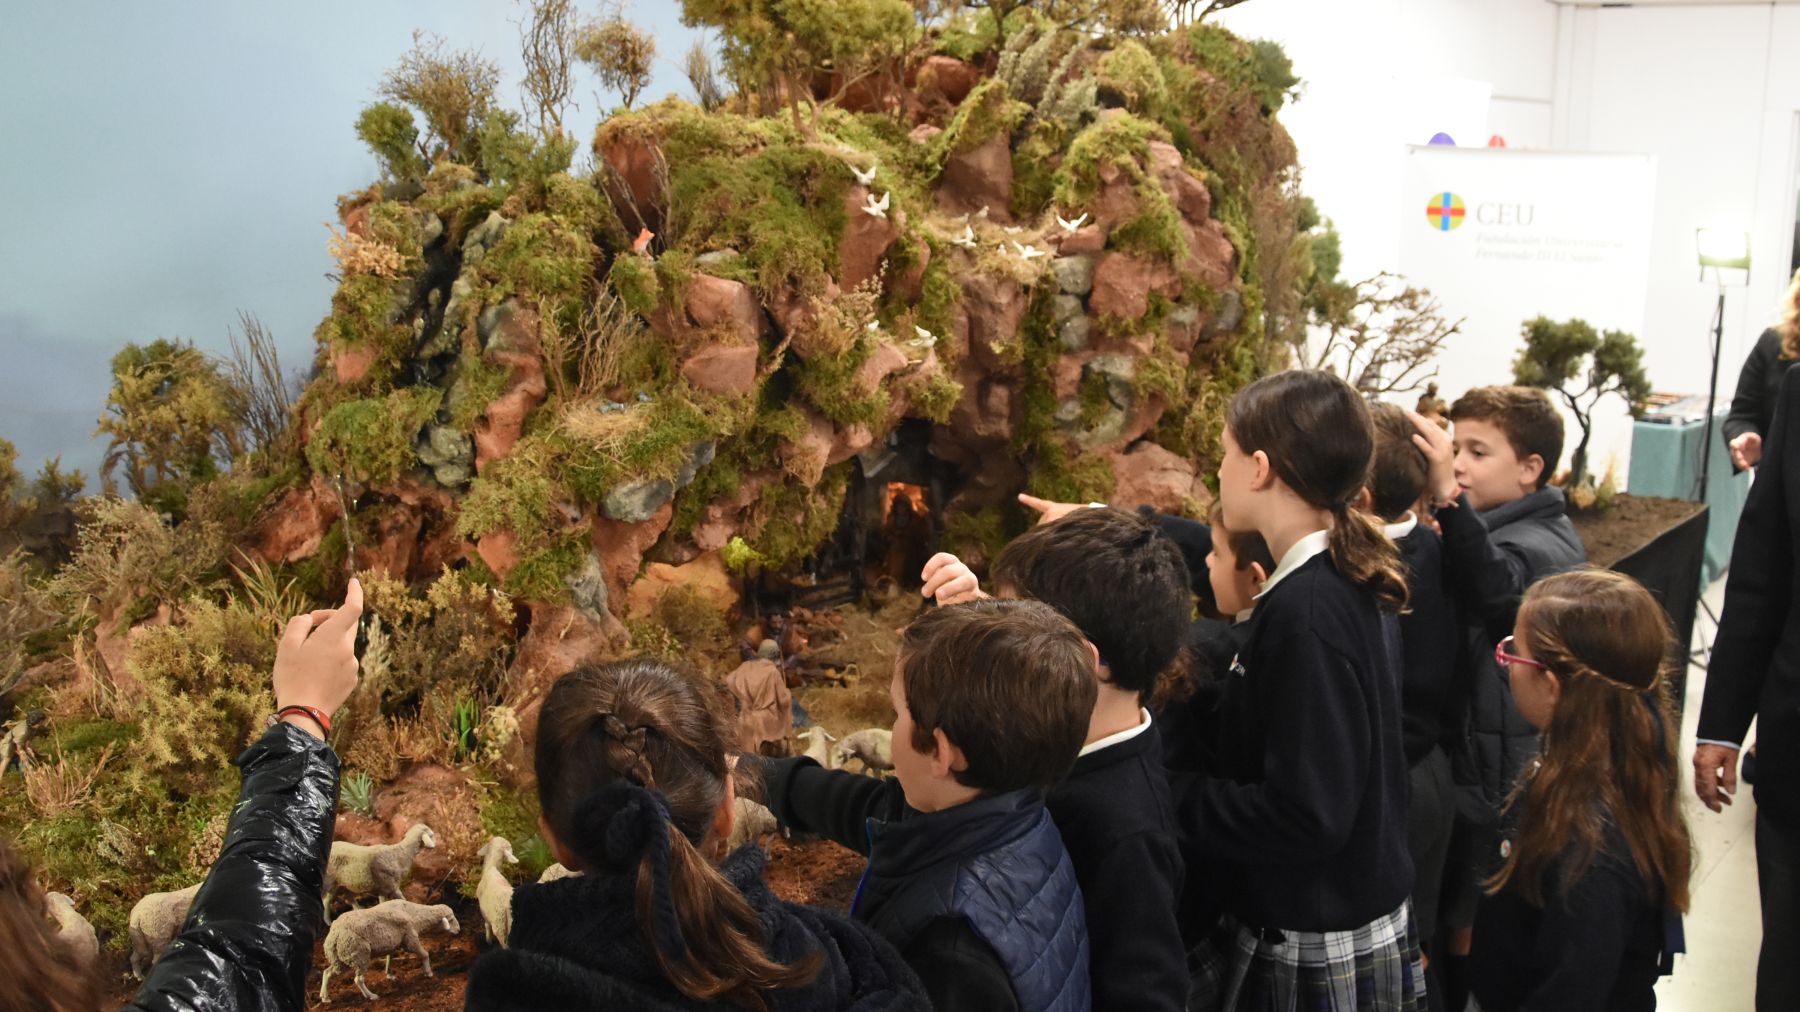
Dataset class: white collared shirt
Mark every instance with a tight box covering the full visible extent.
[1078,707,1153,757]
[1383,512,1418,541]
[1254,529,1331,600]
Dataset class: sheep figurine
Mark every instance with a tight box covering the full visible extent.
[834,728,894,775]
[319,899,459,1003]
[796,726,837,768]
[324,823,436,922]
[44,891,98,968]
[538,862,578,883]
[475,836,517,947]
[726,797,780,851]
[128,882,201,979]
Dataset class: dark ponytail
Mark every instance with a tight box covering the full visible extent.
[1227,371,1409,612]
[536,660,821,1009]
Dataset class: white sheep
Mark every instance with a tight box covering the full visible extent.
[319,899,459,1002]
[834,728,894,775]
[128,882,201,979]
[475,836,517,948]
[537,862,578,883]
[44,891,98,968]
[727,797,780,851]
[796,726,837,768]
[324,823,436,923]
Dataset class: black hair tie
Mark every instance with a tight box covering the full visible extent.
[571,783,690,961]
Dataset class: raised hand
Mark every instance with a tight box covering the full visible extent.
[920,553,986,606]
[271,579,364,738]
[1407,409,1459,505]
[1017,493,1089,526]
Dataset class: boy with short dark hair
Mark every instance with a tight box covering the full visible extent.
[757,599,1098,1012]
[985,508,1193,1012]
[1408,385,1588,1007]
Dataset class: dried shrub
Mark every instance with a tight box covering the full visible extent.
[0,551,57,699]
[519,0,578,134]
[223,312,299,464]
[21,742,113,819]
[123,600,274,785]
[46,498,229,624]
[1301,273,1461,397]
[378,31,501,163]
[576,9,656,110]
[327,225,411,279]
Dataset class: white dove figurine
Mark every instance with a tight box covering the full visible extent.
[861,191,891,218]
[909,326,937,349]
[851,162,878,186]
[1012,241,1046,261]
[951,224,977,249]
[973,205,990,221]
[1002,225,1024,235]
[1056,212,1089,233]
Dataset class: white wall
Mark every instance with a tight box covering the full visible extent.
[1215,0,1800,473]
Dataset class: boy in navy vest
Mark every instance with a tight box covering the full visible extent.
[916,507,1192,1012]
[757,599,1097,1012]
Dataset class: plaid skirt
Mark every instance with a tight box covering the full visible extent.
[1188,901,1427,1012]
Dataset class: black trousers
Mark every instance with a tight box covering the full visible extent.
[1758,808,1800,1012]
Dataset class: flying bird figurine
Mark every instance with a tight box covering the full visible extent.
[951,224,977,249]
[1056,212,1089,233]
[861,191,891,218]
[850,162,878,186]
[1012,241,1046,261]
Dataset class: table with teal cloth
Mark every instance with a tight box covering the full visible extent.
[1627,413,1750,588]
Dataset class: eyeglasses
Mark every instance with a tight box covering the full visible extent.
[1495,635,1549,672]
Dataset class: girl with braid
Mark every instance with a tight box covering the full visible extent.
[1471,570,1692,1012]
[465,658,927,1012]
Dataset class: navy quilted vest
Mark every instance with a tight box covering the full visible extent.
[852,788,1091,1012]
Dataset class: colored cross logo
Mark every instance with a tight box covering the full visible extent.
[1426,192,1466,232]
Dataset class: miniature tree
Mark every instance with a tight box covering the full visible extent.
[377,31,501,164]
[1301,273,1461,398]
[575,8,656,111]
[519,0,579,135]
[1512,315,1652,491]
[96,339,243,515]
[354,102,427,181]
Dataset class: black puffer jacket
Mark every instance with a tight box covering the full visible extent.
[124,721,340,1012]
[465,845,928,1011]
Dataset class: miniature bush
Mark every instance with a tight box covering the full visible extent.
[1512,316,1652,491]
[125,599,275,783]
[46,497,229,627]
[576,10,657,111]
[378,30,500,164]
[355,101,428,181]
[304,387,442,487]
[97,339,245,515]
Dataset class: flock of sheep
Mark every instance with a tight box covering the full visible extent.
[43,723,899,1002]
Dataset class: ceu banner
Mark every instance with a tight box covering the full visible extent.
[1397,146,1657,482]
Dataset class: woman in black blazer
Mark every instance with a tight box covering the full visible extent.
[1723,272,1800,470]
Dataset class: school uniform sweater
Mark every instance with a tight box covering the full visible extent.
[1175,533,1414,932]
[1470,824,1669,1012]
[1044,716,1188,1012]
[1389,518,1461,765]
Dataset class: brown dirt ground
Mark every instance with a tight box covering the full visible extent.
[1567,493,1705,569]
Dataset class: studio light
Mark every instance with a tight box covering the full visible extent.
[1697,227,1751,271]
[1695,228,1751,502]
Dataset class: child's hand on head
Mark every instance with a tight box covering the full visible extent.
[271,578,363,737]
[1406,409,1459,504]
[1017,493,1090,526]
[921,553,986,605]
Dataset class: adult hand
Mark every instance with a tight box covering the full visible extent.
[1018,493,1088,526]
[1407,409,1460,505]
[1692,742,1740,812]
[1730,431,1762,471]
[920,553,986,605]
[272,579,363,739]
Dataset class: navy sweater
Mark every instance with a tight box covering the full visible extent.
[1044,722,1187,1012]
[1393,524,1461,765]
[1175,550,1414,931]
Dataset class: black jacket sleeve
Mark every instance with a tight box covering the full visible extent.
[756,755,908,854]
[125,722,340,1012]
[1699,367,1799,748]
[1085,831,1188,1012]
[1435,492,1533,636]
[902,918,1020,1012]
[1723,329,1778,452]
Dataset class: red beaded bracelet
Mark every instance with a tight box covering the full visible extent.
[271,704,332,736]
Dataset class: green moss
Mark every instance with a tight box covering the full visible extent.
[941,506,1020,571]
[1078,370,1113,427]
[544,172,630,251]
[739,463,851,569]
[935,79,1030,160]
[934,9,999,63]
[502,531,586,602]
[721,535,767,574]
[1111,202,1187,260]
[915,246,961,348]
[446,345,514,431]
[1053,112,1170,206]
[1096,40,1169,115]
[455,451,556,541]
[793,333,890,428]
[478,785,549,878]
[608,254,661,316]
[1010,122,1062,219]
[474,212,598,328]
[306,387,442,485]
[898,368,962,424]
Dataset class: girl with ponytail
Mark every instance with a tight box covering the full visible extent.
[1472,569,1691,1012]
[465,658,927,1012]
[1179,369,1424,1011]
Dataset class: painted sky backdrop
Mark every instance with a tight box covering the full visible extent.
[0,1,700,483]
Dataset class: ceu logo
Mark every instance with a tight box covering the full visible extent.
[1425,192,1466,232]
